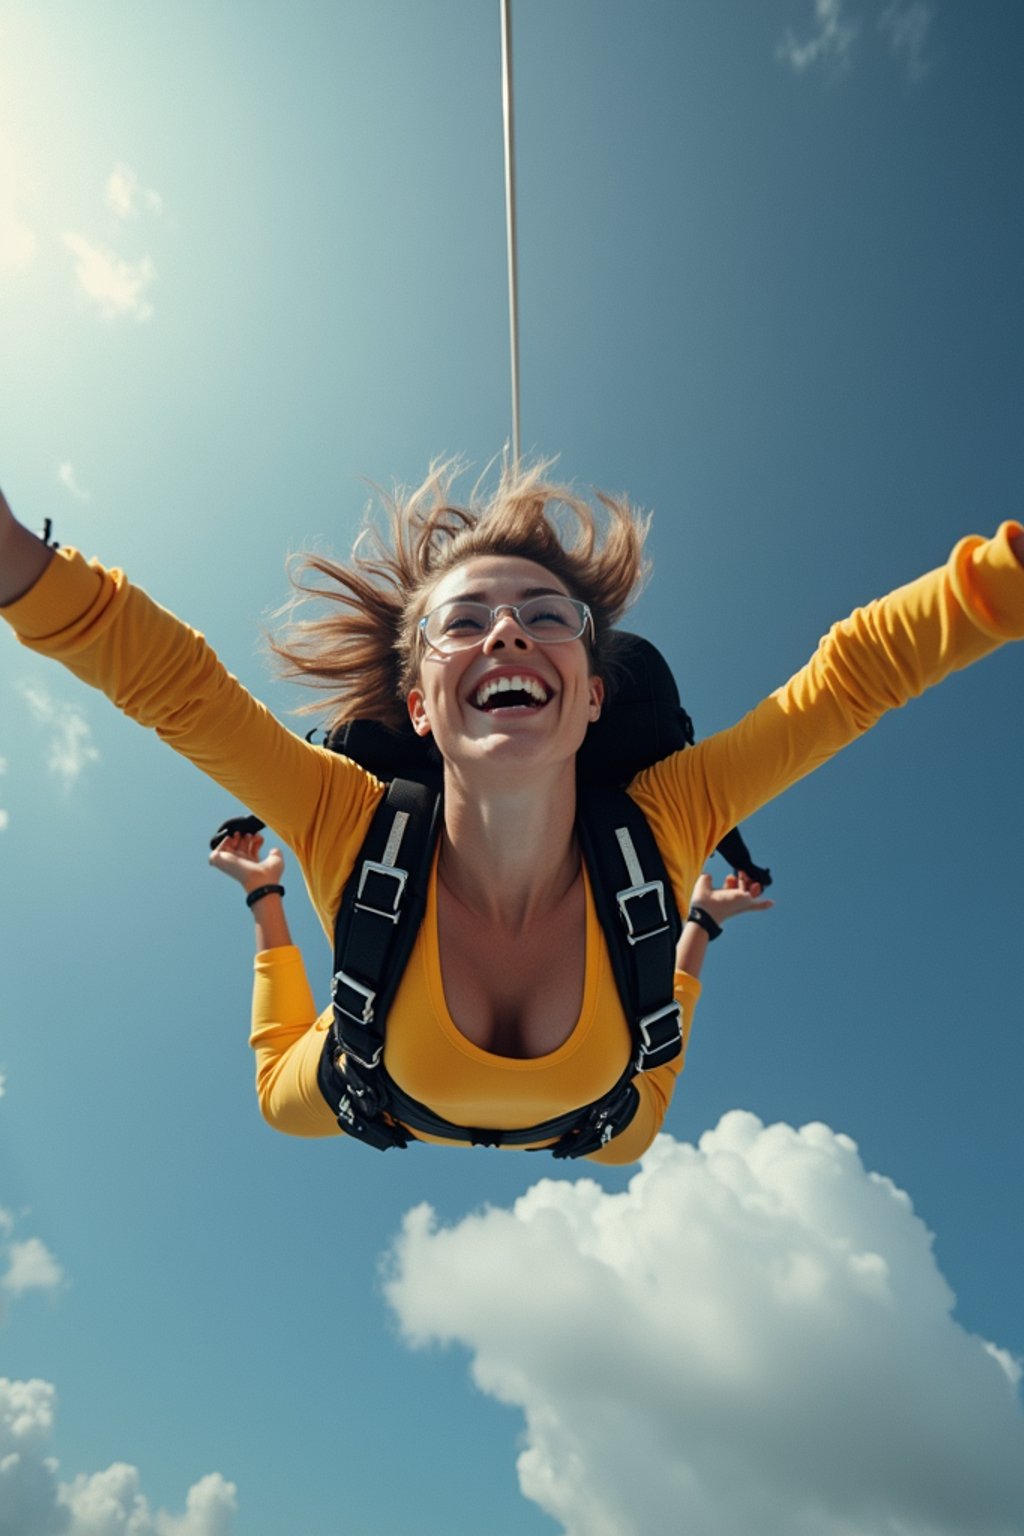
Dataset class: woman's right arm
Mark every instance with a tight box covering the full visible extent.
[0,490,383,908]
[0,489,54,603]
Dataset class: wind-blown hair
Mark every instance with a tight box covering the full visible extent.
[271,460,651,731]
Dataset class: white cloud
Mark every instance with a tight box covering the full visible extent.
[18,684,100,790]
[0,810,7,832]
[56,460,93,503]
[62,233,155,322]
[0,1378,64,1536]
[105,163,164,222]
[57,464,93,503]
[777,0,860,74]
[3,1238,64,1297]
[879,1,933,82]
[386,1112,1024,1536]
[0,1379,237,1536]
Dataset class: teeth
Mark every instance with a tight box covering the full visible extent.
[473,674,550,708]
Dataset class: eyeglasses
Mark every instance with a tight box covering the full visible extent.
[419,595,593,654]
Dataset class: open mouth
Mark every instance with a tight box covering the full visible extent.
[471,673,553,712]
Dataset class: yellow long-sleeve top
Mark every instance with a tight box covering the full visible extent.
[249,936,701,1162]
[4,524,1023,1162]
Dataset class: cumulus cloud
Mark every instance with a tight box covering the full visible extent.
[57,463,92,503]
[105,163,164,222]
[1,1201,63,1317]
[3,1238,64,1297]
[0,1379,237,1536]
[879,1,933,82]
[62,233,156,322]
[777,0,859,74]
[386,1112,1024,1536]
[18,684,100,790]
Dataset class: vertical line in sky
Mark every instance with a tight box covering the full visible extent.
[500,0,521,463]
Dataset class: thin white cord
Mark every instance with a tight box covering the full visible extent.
[500,0,521,464]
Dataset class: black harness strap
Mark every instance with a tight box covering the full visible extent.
[317,778,683,1158]
[330,778,440,1069]
[577,786,683,1074]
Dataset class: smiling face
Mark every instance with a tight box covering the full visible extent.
[406,555,604,780]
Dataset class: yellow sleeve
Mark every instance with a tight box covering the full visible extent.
[249,947,340,1138]
[635,522,1024,875]
[586,970,701,1166]
[0,548,384,931]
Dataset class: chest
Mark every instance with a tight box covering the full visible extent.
[437,877,587,1058]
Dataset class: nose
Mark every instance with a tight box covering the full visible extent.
[483,604,531,651]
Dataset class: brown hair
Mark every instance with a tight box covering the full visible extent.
[271,459,651,730]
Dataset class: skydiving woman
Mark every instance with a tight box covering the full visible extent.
[2,467,1023,1162]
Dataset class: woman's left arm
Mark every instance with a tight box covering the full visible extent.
[653,521,1024,860]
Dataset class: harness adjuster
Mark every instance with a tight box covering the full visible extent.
[331,970,384,1068]
[635,1001,683,1070]
[354,860,408,922]
[616,879,670,945]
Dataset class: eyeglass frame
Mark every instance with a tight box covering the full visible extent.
[418,595,595,656]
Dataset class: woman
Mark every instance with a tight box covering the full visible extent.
[2,466,1023,1162]
[209,828,772,1144]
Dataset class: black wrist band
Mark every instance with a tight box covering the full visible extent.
[246,884,285,909]
[686,904,722,941]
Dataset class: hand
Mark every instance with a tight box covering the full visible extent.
[689,870,773,927]
[208,831,285,893]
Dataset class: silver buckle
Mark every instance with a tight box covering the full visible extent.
[331,969,384,1068]
[354,860,408,923]
[616,880,670,946]
[635,1002,682,1069]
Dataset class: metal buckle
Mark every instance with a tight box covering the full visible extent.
[636,1002,682,1068]
[616,880,670,946]
[331,969,384,1068]
[354,860,408,923]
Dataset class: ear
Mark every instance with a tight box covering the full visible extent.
[407,687,432,738]
[588,674,605,723]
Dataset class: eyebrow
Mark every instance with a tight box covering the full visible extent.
[443,585,570,604]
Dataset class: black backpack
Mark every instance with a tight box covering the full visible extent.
[215,634,770,1158]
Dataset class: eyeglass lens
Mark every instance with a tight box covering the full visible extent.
[423,595,587,650]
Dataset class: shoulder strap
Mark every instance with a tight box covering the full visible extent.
[322,779,681,1157]
[576,785,684,1075]
[330,778,441,1070]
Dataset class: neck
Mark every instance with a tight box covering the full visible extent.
[438,760,580,932]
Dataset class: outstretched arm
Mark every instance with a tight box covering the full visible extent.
[1,487,386,931]
[653,521,1024,870]
[0,488,54,605]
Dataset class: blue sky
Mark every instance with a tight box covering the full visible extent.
[1,2,1022,1533]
